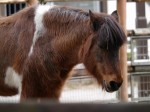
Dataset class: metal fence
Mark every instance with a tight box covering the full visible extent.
[129,35,150,102]
[0,2,26,16]
[6,3,26,16]
[60,76,118,103]
[130,36,150,66]
[130,72,150,102]
[0,76,118,103]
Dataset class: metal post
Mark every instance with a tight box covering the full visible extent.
[117,0,128,102]
[100,0,107,13]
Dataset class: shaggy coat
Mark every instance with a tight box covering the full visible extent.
[0,5,126,101]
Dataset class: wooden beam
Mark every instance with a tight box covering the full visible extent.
[117,0,128,102]
[26,0,38,6]
[0,0,25,4]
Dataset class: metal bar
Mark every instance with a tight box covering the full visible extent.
[131,72,150,76]
[14,3,17,13]
[8,4,11,16]
[100,0,107,13]
[131,37,134,65]
[19,2,22,9]
[130,74,134,101]
[131,36,150,40]
[0,103,150,112]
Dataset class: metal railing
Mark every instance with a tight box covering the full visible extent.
[1,103,150,112]
[129,36,150,66]
[0,76,118,103]
[6,3,26,16]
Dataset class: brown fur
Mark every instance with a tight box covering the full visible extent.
[0,5,126,101]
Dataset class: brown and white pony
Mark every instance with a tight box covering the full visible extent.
[0,5,126,101]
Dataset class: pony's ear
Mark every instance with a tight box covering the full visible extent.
[89,10,100,31]
[111,10,119,22]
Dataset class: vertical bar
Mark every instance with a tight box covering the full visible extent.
[130,74,133,101]
[9,4,11,16]
[136,2,147,28]
[100,0,107,13]
[19,3,22,10]
[131,37,134,65]
[14,3,16,13]
[117,0,128,102]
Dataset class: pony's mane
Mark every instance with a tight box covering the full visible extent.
[47,6,89,24]
[97,16,126,51]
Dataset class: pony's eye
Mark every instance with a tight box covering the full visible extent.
[100,46,109,52]
[98,45,103,50]
[98,57,103,62]
[98,44,107,50]
[96,54,103,62]
[99,46,105,50]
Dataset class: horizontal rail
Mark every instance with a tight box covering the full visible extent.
[1,0,149,4]
[0,0,101,4]
[0,102,150,112]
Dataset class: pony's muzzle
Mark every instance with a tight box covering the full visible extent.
[103,80,122,92]
[109,81,122,91]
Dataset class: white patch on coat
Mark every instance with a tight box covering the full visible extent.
[5,67,22,93]
[28,5,55,56]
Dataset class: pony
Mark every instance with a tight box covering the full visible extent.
[0,5,126,101]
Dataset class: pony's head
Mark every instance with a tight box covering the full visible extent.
[82,10,126,92]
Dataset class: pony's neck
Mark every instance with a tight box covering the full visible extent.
[42,7,92,68]
[50,25,92,68]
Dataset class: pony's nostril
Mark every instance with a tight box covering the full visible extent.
[109,81,122,91]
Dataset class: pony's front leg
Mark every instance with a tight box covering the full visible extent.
[0,78,18,96]
[20,70,64,101]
